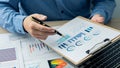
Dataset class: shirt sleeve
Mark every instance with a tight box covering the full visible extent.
[90,0,116,24]
[0,1,27,34]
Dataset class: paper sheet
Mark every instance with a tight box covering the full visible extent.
[0,33,24,68]
[0,33,74,68]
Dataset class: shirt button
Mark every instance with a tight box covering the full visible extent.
[61,10,64,13]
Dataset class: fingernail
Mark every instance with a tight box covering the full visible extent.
[42,16,47,20]
[43,16,47,18]
[41,15,46,18]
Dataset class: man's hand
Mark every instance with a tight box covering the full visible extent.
[23,14,55,40]
[91,14,105,24]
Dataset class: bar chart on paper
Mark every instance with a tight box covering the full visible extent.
[20,37,53,61]
[0,47,19,68]
[0,48,16,62]
[28,42,49,54]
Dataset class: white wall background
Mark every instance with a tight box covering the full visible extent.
[112,0,120,18]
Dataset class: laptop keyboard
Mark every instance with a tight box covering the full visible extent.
[78,39,120,68]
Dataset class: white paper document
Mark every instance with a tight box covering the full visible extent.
[0,33,74,68]
[0,34,24,68]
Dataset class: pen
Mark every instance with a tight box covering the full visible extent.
[31,16,64,37]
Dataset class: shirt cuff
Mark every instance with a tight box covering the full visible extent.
[14,15,27,34]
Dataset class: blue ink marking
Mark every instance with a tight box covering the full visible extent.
[85,27,93,33]
[57,32,86,51]
[67,46,75,51]
[58,43,68,49]
[68,32,85,43]
[56,35,70,44]
[75,41,83,46]
[84,36,92,41]
[38,43,41,50]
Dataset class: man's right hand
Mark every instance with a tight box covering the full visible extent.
[23,14,55,40]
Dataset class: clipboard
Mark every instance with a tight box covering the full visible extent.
[41,16,120,65]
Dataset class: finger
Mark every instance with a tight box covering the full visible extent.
[32,30,55,36]
[91,16,104,23]
[96,17,104,23]
[39,14,47,20]
[30,32,48,40]
[29,28,55,37]
[91,18,97,22]
[39,26,55,32]
[39,32,55,36]
[91,14,105,23]
[31,14,47,21]
[36,35,48,40]
[31,21,55,32]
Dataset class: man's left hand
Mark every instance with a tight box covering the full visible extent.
[91,14,105,24]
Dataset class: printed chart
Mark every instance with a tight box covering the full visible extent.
[0,48,16,62]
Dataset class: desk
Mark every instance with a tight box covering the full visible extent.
[0,18,120,33]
